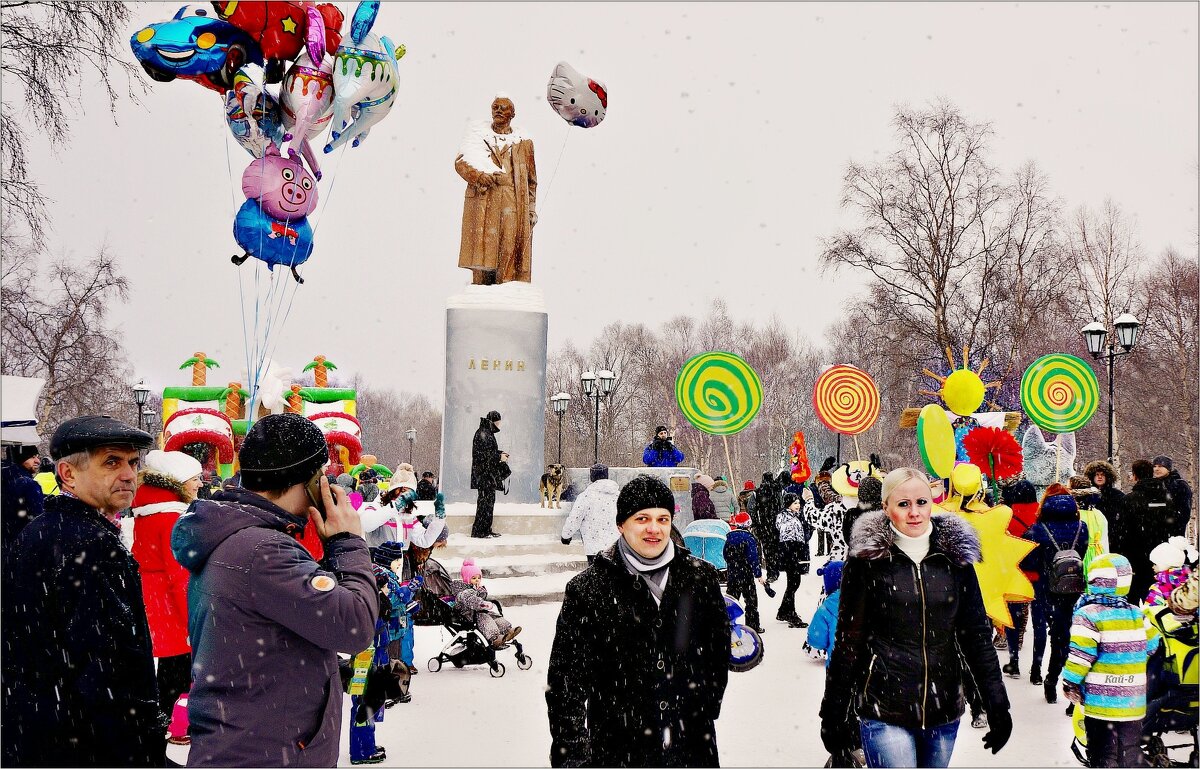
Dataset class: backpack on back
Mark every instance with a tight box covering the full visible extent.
[1041,522,1085,595]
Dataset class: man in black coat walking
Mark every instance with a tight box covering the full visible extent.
[2,416,164,767]
[546,475,730,767]
[470,410,508,538]
[1123,459,1186,604]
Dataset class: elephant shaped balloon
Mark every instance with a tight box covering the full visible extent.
[280,49,335,179]
[324,29,403,154]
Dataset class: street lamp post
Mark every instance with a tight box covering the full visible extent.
[580,369,616,464]
[550,392,571,463]
[405,427,417,466]
[133,380,150,431]
[1081,312,1141,463]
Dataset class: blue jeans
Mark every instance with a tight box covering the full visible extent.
[859,718,960,768]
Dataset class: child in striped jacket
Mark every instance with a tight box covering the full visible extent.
[1062,553,1161,768]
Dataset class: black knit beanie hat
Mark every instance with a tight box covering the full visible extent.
[857,476,883,508]
[590,463,609,482]
[616,474,675,525]
[238,413,328,491]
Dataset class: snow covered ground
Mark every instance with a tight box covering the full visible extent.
[161,496,1188,768]
[333,572,1090,767]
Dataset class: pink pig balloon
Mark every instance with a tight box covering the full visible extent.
[241,145,319,220]
[231,145,319,283]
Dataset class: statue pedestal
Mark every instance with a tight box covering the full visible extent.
[440,283,548,504]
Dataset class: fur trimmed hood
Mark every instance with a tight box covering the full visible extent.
[848,511,981,566]
[1083,460,1118,487]
[137,469,192,501]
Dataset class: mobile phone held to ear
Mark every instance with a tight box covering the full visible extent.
[306,474,327,519]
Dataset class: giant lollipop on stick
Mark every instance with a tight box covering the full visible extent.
[813,364,880,459]
[675,351,763,482]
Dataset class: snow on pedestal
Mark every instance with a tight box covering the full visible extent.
[440,283,548,505]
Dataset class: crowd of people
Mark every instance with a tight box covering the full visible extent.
[550,437,1196,768]
[1,410,1196,768]
[0,411,513,768]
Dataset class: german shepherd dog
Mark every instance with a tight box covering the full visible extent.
[540,464,565,508]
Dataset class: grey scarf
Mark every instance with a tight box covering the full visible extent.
[617,537,675,605]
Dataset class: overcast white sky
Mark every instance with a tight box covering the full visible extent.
[20,2,1198,405]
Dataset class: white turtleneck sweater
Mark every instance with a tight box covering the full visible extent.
[891,523,932,563]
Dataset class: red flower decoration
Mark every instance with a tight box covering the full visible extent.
[963,426,1023,480]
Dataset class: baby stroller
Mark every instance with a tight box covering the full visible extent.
[684,519,731,579]
[426,595,532,678]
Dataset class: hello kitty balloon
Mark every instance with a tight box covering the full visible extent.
[546,61,607,128]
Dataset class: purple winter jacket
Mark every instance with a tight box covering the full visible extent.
[171,487,377,767]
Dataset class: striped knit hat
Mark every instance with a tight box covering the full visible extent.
[1086,552,1133,597]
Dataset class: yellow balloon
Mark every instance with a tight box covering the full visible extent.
[951,462,982,497]
[943,369,986,416]
[917,404,956,478]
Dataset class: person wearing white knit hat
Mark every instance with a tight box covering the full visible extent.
[129,449,203,746]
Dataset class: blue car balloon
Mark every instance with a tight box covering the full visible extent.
[130,5,261,92]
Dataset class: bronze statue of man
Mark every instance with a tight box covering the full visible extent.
[455,95,538,285]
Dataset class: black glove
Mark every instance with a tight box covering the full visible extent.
[981,708,1012,754]
[820,719,852,758]
[560,537,572,546]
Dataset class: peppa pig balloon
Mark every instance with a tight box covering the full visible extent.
[280,50,334,179]
[323,30,402,154]
[225,64,284,158]
[231,145,318,283]
[546,61,607,128]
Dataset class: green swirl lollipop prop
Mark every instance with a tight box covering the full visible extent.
[676,351,763,436]
[1020,353,1099,434]
[676,351,763,484]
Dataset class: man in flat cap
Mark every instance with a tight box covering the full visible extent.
[170,413,377,767]
[2,415,165,767]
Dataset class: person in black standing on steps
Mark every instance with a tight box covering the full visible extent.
[471,410,508,538]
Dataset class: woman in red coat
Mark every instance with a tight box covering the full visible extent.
[130,450,202,744]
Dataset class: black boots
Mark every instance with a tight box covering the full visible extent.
[1001,662,1020,679]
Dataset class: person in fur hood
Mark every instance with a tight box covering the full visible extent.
[820,468,1011,768]
[129,449,203,739]
[1083,460,1126,551]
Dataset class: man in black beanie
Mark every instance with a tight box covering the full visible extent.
[470,410,508,538]
[170,413,377,767]
[546,474,729,767]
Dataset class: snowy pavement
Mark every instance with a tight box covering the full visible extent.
[332,569,1089,767]
[161,540,1176,767]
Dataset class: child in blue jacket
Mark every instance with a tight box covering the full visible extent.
[806,560,845,666]
[724,512,765,632]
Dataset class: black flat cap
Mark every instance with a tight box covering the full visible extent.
[50,415,154,460]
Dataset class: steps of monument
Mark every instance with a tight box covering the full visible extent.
[437,532,585,605]
[438,501,569,537]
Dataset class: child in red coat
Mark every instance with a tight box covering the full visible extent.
[130,450,203,744]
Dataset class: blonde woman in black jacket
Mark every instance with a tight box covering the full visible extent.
[819,467,1011,768]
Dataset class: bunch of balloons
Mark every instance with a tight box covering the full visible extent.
[131,1,404,423]
[131,1,403,278]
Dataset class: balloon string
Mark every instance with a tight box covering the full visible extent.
[537,123,572,214]
[222,102,254,423]
[261,140,352,382]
